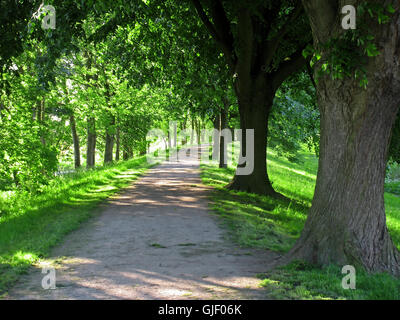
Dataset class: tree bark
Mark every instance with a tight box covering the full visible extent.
[69,114,81,169]
[284,0,400,275]
[104,116,115,164]
[191,117,195,145]
[168,130,172,149]
[226,75,282,197]
[86,116,96,168]
[115,125,120,161]
[219,98,229,168]
[196,119,201,145]
[212,113,220,160]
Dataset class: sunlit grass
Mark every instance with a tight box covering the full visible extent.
[0,156,153,295]
[200,145,400,299]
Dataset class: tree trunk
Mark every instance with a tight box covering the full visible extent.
[219,99,229,168]
[128,146,133,158]
[212,113,220,160]
[173,122,177,147]
[86,116,96,168]
[191,117,195,145]
[69,114,81,169]
[104,116,115,164]
[196,119,201,145]
[226,75,282,197]
[115,125,120,161]
[191,1,308,198]
[284,1,400,275]
[123,149,129,160]
[168,130,172,149]
[286,76,400,274]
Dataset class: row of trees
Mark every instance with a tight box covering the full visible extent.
[1,0,399,275]
[187,0,400,274]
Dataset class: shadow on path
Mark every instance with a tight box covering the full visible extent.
[6,145,277,300]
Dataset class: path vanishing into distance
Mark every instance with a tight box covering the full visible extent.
[6,145,277,300]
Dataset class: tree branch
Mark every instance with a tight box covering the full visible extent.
[209,0,234,52]
[302,0,339,43]
[261,2,304,69]
[306,62,317,89]
[190,0,235,72]
[271,47,309,92]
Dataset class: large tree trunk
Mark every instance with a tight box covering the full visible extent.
[226,75,282,197]
[86,116,96,168]
[191,2,308,198]
[285,0,400,275]
[69,114,81,169]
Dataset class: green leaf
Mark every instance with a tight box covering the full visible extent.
[387,4,396,14]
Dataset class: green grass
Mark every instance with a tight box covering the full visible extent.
[258,261,400,300]
[0,156,154,295]
[200,146,400,300]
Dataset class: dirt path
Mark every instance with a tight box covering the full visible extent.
[6,145,277,300]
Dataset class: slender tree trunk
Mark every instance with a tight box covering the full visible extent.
[86,116,96,168]
[212,113,220,160]
[284,1,400,275]
[69,114,81,169]
[173,122,177,147]
[104,116,115,164]
[219,99,229,168]
[115,125,120,161]
[195,118,201,158]
[0,100,4,120]
[191,118,195,145]
[123,148,129,161]
[168,130,172,149]
[196,119,201,145]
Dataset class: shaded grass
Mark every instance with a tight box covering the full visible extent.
[200,147,400,299]
[0,156,154,295]
[258,261,400,300]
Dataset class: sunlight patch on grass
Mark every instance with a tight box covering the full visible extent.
[0,156,154,295]
[201,146,400,300]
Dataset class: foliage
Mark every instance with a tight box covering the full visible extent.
[306,2,397,88]
[269,72,319,162]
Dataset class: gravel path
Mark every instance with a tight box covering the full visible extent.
[6,145,277,300]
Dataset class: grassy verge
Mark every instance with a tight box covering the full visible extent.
[200,147,400,300]
[0,156,154,295]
